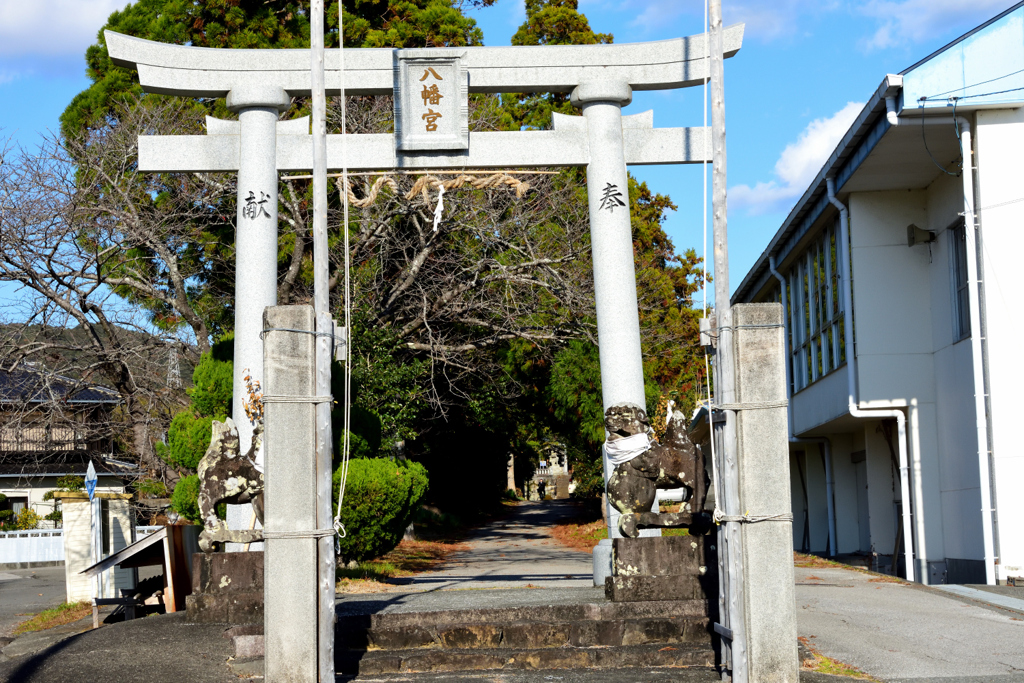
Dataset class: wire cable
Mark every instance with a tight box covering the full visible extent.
[921,68,1024,101]
[333,3,353,542]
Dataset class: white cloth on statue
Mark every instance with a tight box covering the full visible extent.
[605,432,652,466]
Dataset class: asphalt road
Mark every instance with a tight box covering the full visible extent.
[796,565,1024,682]
[0,567,66,638]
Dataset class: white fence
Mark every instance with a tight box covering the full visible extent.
[0,528,64,565]
[136,526,160,540]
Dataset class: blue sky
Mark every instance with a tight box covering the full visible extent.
[0,0,1018,303]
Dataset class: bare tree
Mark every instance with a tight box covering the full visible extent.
[0,100,231,480]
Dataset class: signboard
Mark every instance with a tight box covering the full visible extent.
[393,49,468,152]
[85,461,97,501]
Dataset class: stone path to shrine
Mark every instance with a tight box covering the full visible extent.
[393,500,594,593]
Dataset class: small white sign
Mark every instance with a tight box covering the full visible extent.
[394,49,468,152]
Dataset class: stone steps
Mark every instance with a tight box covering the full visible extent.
[334,598,711,652]
[233,597,716,674]
[339,642,716,675]
[340,615,711,651]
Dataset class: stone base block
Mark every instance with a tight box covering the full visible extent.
[612,536,704,576]
[186,551,264,624]
[604,575,706,602]
[605,536,715,603]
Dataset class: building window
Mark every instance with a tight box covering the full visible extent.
[949,219,970,341]
[787,220,845,392]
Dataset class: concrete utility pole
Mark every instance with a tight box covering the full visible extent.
[263,306,322,682]
[709,1,748,680]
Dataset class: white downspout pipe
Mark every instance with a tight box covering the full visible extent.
[769,254,838,557]
[827,176,916,583]
[885,99,998,584]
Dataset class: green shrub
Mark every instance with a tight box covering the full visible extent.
[170,474,202,524]
[158,412,216,471]
[44,475,85,501]
[332,403,383,463]
[333,458,428,563]
[14,508,40,530]
[134,479,169,498]
[55,476,84,492]
[188,351,233,418]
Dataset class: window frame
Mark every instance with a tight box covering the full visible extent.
[949,218,971,343]
[786,219,846,393]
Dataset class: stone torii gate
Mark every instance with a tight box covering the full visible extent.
[107,27,743,682]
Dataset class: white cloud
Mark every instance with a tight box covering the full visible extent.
[730,101,863,215]
[622,0,839,42]
[724,0,838,42]
[860,0,1016,50]
[0,1,129,58]
[628,0,687,33]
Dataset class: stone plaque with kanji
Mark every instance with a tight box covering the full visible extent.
[393,49,468,152]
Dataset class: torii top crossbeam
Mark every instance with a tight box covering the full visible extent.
[105,27,744,97]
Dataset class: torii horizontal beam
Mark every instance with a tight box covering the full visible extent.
[139,111,707,172]
[104,26,744,97]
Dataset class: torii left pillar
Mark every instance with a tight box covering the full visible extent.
[224,86,292,543]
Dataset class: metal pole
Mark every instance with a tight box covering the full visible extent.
[710,1,748,680]
[310,3,336,679]
[91,497,102,599]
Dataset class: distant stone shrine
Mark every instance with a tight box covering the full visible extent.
[106,27,744,682]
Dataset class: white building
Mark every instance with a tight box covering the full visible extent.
[733,5,1024,585]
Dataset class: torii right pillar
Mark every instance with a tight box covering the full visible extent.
[572,81,649,584]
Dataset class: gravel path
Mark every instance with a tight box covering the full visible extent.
[391,500,595,592]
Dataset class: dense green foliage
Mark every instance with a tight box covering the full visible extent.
[160,413,218,471]
[160,346,233,520]
[333,458,429,562]
[188,353,233,418]
[0,494,9,530]
[170,474,202,524]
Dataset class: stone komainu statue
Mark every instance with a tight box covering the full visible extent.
[197,418,265,552]
[605,402,712,538]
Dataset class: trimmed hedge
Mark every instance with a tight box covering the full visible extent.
[333,458,428,562]
[189,352,232,417]
[170,474,201,524]
[159,412,217,471]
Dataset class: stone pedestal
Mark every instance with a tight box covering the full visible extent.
[604,536,716,603]
[185,551,264,624]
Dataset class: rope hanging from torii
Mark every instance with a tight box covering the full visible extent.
[333,172,533,209]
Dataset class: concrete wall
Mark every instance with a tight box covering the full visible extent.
[849,190,950,576]
[976,106,1024,583]
[791,368,849,435]
[62,498,135,603]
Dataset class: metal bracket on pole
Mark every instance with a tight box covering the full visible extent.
[700,316,716,349]
[333,321,348,362]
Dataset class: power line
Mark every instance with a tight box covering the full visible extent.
[921,67,1024,101]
